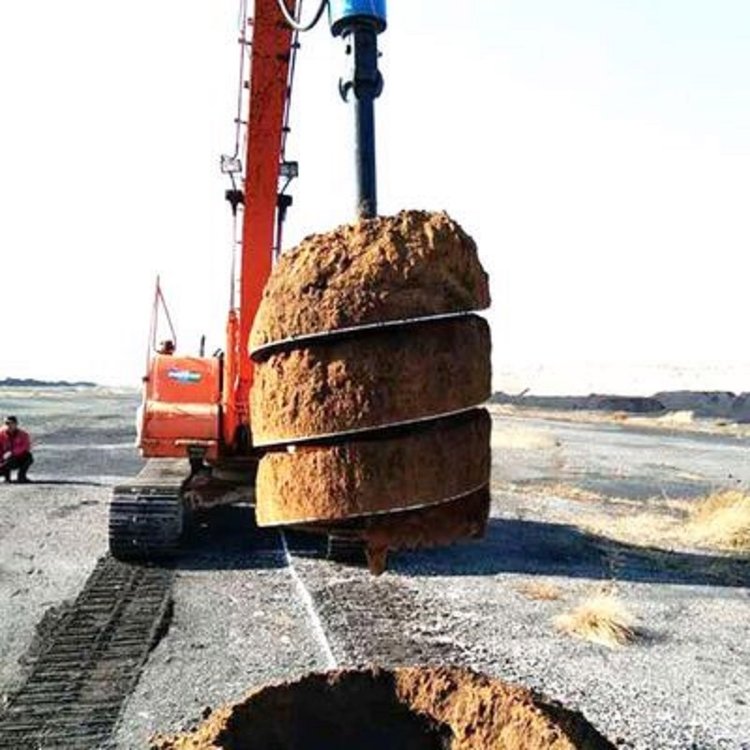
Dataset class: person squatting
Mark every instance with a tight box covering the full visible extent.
[0,416,33,483]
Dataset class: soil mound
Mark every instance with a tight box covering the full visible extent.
[731,392,750,423]
[653,390,736,418]
[150,666,615,750]
[250,210,490,350]
[360,487,490,574]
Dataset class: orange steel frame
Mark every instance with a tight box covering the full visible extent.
[222,0,294,450]
[140,0,294,460]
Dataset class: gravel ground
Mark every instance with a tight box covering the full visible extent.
[289,517,750,749]
[113,508,329,746]
[1,387,748,748]
[0,483,110,696]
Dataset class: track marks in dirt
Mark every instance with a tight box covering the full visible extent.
[294,561,471,667]
[0,556,173,749]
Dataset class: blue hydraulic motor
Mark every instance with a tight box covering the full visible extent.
[328,1,387,218]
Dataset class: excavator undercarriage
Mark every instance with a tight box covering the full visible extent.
[109,461,186,561]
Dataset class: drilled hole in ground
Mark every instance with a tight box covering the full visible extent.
[152,667,616,749]
[222,670,449,750]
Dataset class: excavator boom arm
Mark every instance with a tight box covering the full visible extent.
[223,0,295,449]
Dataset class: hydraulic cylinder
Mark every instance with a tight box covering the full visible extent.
[329,0,387,218]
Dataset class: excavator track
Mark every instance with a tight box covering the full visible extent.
[109,485,184,560]
[108,460,190,561]
[0,556,173,749]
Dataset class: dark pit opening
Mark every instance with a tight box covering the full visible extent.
[152,666,617,750]
[218,670,451,750]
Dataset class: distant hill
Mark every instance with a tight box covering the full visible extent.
[491,390,750,422]
[0,378,97,388]
[491,392,665,414]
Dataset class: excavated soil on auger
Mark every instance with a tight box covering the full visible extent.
[250,210,490,351]
[256,410,490,526]
[250,210,493,569]
[150,666,615,750]
[252,316,491,445]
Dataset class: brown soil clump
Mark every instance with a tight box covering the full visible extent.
[150,666,615,750]
[250,210,490,350]
[256,410,490,526]
[362,487,490,574]
[252,315,490,445]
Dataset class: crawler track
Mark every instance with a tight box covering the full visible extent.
[109,485,183,560]
[0,555,174,749]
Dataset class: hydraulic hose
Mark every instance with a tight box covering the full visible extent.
[275,0,328,32]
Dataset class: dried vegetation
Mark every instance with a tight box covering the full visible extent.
[517,580,564,601]
[490,427,559,451]
[555,591,638,649]
[583,489,750,555]
[683,490,750,552]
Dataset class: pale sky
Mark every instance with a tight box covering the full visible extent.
[1,1,749,393]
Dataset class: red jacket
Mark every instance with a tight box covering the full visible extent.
[0,427,31,458]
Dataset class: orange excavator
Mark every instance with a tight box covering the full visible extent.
[109,0,389,559]
[111,0,492,571]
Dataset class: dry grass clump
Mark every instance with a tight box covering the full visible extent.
[490,426,558,451]
[654,410,694,426]
[684,490,750,552]
[582,489,750,555]
[585,511,675,550]
[555,592,637,648]
[516,580,563,601]
[541,483,604,504]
